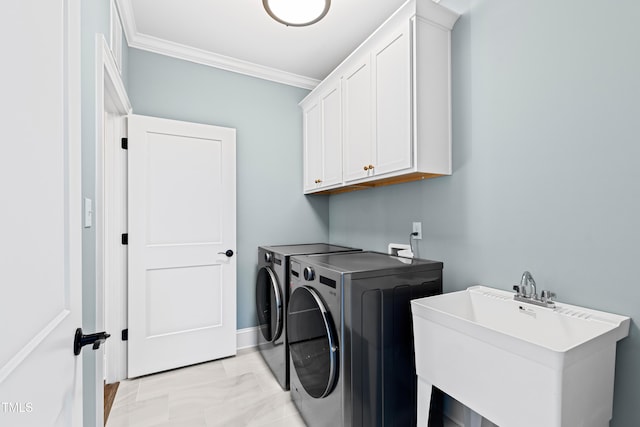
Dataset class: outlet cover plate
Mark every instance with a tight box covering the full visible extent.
[412,222,422,239]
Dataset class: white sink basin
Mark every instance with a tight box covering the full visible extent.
[411,285,630,427]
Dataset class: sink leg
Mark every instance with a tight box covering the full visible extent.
[463,406,483,427]
[417,377,433,426]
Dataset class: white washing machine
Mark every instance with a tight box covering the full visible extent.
[288,251,444,427]
[255,244,359,390]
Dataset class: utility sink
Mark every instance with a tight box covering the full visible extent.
[411,285,630,427]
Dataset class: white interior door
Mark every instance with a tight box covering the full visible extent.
[0,0,83,425]
[128,115,237,378]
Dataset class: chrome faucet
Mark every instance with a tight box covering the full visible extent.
[520,271,537,299]
[513,271,556,308]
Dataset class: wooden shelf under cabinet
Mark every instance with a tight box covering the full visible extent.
[309,172,445,195]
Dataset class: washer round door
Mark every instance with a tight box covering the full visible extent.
[255,266,283,342]
[287,285,338,399]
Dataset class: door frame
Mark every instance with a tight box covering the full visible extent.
[96,34,131,396]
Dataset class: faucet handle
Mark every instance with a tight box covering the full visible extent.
[541,290,555,302]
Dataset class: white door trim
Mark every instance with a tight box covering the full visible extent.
[96,34,131,394]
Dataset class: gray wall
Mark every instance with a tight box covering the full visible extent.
[126,48,330,329]
[329,0,640,425]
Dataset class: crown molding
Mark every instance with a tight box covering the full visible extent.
[114,0,137,45]
[114,0,319,90]
[129,33,320,90]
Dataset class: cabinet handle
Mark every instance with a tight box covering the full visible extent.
[315,179,322,184]
[368,164,374,170]
[363,165,369,171]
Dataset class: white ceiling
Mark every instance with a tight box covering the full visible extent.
[116,0,411,89]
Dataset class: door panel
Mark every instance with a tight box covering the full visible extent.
[320,84,343,187]
[343,59,373,182]
[303,103,322,191]
[373,24,412,175]
[146,133,223,244]
[0,0,82,425]
[146,266,223,336]
[128,115,236,378]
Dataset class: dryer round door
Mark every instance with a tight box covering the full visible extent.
[255,266,283,342]
[287,285,338,399]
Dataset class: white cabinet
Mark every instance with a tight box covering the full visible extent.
[342,58,372,182]
[369,20,412,179]
[303,102,322,191]
[301,0,459,194]
[343,21,412,184]
[302,79,342,192]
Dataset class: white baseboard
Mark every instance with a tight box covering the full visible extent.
[236,327,258,350]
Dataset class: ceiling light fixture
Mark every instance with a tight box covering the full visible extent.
[263,0,331,27]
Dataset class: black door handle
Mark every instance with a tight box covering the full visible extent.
[218,249,234,257]
[74,328,110,355]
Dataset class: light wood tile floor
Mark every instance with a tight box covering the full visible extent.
[107,348,306,427]
[108,347,460,427]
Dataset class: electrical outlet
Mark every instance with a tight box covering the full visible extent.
[412,222,422,239]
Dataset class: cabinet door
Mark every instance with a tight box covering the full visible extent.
[303,102,322,192]
[320,84,342,188]
[343,58,373,183]
[372,22,412,176]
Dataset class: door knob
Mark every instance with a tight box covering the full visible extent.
[73,328,110,356]
[218,249,234,257]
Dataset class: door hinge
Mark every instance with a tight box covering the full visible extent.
[121,137,128,150]
[121,329,128,341]
[121,233,128,245]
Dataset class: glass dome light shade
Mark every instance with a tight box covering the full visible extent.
[263,0,331,27]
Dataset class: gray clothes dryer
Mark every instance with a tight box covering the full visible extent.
[255,244,360,391]
[287,251,444,427]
